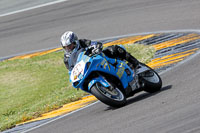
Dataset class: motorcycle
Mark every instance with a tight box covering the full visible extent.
[69,45,162,107]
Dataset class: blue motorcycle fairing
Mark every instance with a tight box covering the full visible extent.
[69,51,135,93]
[88,76,110,91]
[70,53,105,88]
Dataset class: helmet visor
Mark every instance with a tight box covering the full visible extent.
[63,43,75,53]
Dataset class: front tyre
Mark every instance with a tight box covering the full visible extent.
[91,82,126,107]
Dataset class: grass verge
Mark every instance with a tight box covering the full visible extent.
[0,43,155,131]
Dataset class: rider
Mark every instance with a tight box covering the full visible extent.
[60,31,139,71]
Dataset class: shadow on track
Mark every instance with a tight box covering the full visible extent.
[105,85,172,111]
[126,85,172,105]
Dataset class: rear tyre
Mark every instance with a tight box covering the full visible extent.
[91,82,126,107]
[140,64,162,93]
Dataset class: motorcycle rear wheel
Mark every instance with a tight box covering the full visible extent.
[140,64,162,93]
[91,82,127,107]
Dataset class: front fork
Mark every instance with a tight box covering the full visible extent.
[88,76,111,91]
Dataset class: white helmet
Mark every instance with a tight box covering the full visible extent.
[60,31,78,47]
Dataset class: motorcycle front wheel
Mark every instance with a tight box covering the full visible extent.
[91,82,126,107]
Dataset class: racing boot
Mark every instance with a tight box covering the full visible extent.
[125,52,139,70]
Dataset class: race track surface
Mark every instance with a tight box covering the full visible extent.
[0,0,200,58]
[0,0,61,16]
[1,0,200,133]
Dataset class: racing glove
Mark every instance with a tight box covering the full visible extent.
[88,42,103,55]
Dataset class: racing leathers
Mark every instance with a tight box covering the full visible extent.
[63,39,139,71]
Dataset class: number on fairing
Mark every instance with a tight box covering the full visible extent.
[70,60,86,82]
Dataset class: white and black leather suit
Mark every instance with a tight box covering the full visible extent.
[64,39,139,71]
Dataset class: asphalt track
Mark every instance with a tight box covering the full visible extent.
[1,0,200,133]
[1,0,200,58]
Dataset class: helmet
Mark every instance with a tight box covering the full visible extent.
[61,31,78,47]
[60,31,78,53]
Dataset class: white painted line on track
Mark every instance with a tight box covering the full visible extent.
[95,29,200,41]
[22,101,99,133]
[0,0,69,17]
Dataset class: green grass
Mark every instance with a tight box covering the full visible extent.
[0,43,155,131]
[124,43,156,64]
